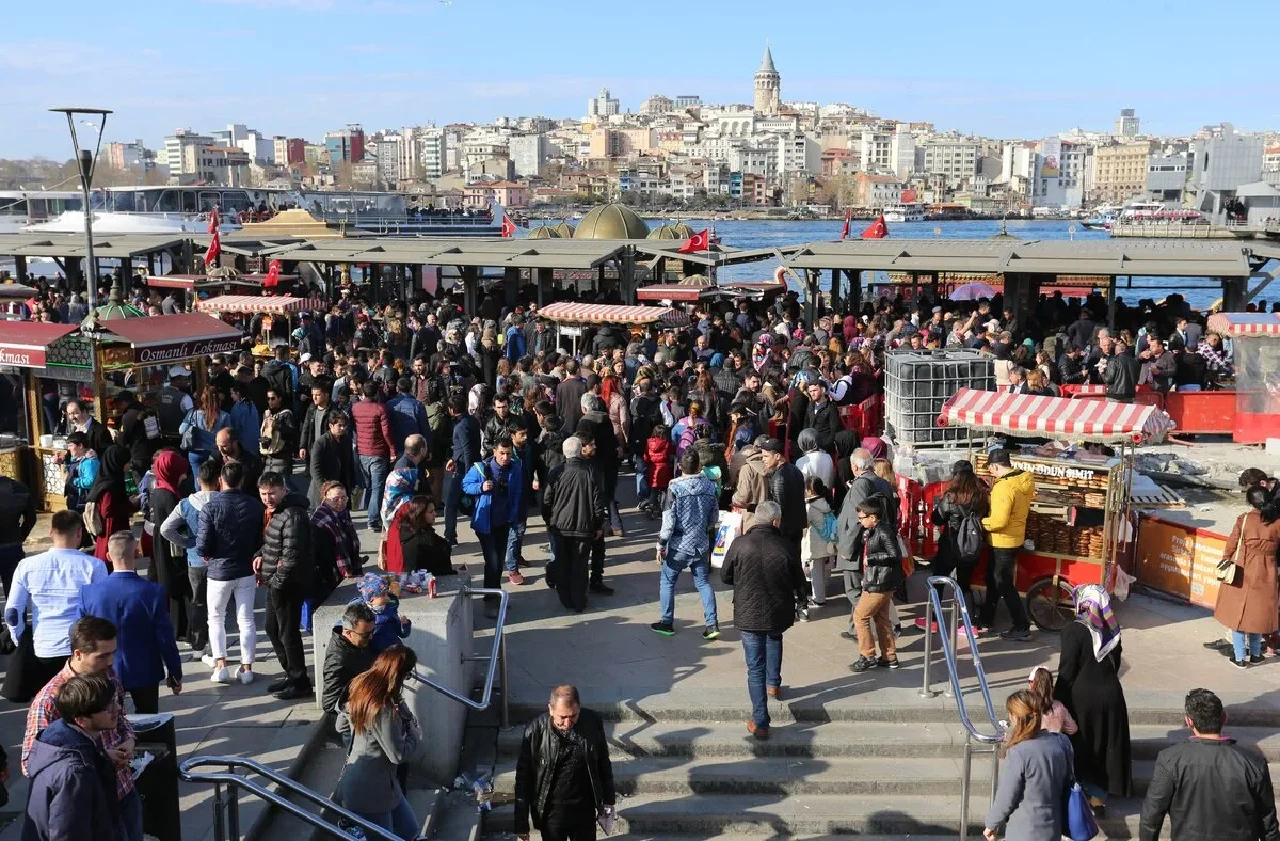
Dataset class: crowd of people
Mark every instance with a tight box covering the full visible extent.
[2,267,1279,841]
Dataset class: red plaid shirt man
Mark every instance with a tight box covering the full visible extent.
[22,663,136,799]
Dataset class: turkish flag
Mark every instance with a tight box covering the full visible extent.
[204,229,221,268]
[500,215,516,237]
[839,209,852,241]
[207,206,220,236]
[861,215,889,239]
[264,258,282,288]
[678,229,708,254]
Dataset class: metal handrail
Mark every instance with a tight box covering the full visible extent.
[179,755,401,841]
[918,575,1007,841]
[412,584,510,728]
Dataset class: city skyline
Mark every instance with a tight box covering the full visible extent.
[4,0,1279,157]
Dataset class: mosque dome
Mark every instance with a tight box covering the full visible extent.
[647,222,695,240]
[552,221,577,238]
[527,225,561,239]
[573,203,649,239]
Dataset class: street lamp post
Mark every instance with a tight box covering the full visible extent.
[49,107,112,311]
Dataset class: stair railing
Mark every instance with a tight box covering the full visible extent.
[918,575,1007,841]
[411,585,510,728]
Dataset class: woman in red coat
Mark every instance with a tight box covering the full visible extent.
[642,424,675,514]
[86,445,137,566]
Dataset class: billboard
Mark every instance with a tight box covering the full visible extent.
[1039,139,1061,178]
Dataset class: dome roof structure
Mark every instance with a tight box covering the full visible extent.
[527,225,561,239]
[647,222,695,240]
[552,221,577,238]
[573,203,649,239]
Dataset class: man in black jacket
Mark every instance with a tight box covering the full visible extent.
[542,437,606,614]
[444,394,481,546]
[720,502,805,741]
[1057,345,1088,386]
[1139,688,1280,841]
[255,472,315,701]
[1105,339,1140,403]
[514,684,615,841]
[802,381,842,452]
[760,438,805,548]
[321,603,376,715]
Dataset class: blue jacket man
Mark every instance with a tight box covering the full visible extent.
[653,451,721,637]
[79,561,183,710]
[385,382,431,458]
[228,387,261,455]
[505,323,527,363]
[462,439,523,616]
[196,466,266,583]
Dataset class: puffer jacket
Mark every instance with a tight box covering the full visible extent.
[542,457,604,538]
[644,436,675,490]
[721,524,805,634]
[196,488,266,582]
[982,469,1036,548]
[461,456,523,534]
[350,398,395,458]
[851,521,905,593]
[767,461,806,538]
[659,472,718,558]
[259,491,314,592]
[803,496,837,563]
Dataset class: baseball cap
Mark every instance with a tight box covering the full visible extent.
[169,365,191,378]
[759,437,784,454]
[300,352,313,363]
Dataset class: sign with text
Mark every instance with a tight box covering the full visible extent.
[1135,514,1227,608]
[134,336,242,365]
[0,346,43,367]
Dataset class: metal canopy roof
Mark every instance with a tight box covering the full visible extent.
[271,237,630,270]
[783,238,1256,278]
[0,233,187,259]
[632,243,801,268]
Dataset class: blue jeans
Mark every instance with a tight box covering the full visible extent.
[659,551,718,627]
[740,630,782,728]
[505,519,526,573]
[354,793,418,839]
[443,471,464,543]
[120,788,143,841]
[1233,630,1263,661]
[359,454,389,528]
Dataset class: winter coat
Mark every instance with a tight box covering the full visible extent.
[803,497,837,563]
[1055,621,1133,797]
[580,409,620,467]
[1213,510,1280,635]
[721,524,805,634]
[346,596,411,654]
[350,398,396,459]
[984,730,1073,841]
[1104,349,1139,400]
[258,492,314,593]
[309,431,354,508]
[1139,736,1280,841]
[659,473,718,558]
[835,472,896,570]
[982,469,1036,549]
[931,492,990,563]
[644,436,675,491]
[802,400,843,452]
[513,709,614,835]
[385,393,430,456]
[607,392,630,450]
[731,449,769,511]
[461,456,523,535]
[850,520,905,594]
[449,413,482,470]
[767,462,807,539]
[21,719,123,841]
[336,702,420,814]
[321,628,377,714]
[195,488,265,582]
[542,457,604,538]
[260,408,298,476]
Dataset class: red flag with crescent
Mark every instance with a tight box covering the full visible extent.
[204,229,221,268]
[264,259,282,288]
[500,215,516,237]
[861,215,889,239]
[839,209,852,240]
[677,228,708,254]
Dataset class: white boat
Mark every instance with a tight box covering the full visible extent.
[882,202,925,223]
[0,190,85,234]
[1117,201,1202,224]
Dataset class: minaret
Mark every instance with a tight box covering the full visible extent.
[753,44,780,114]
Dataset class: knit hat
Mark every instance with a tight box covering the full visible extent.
[358,573,391,603]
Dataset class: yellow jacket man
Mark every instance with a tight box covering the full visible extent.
[977,449,1037,640]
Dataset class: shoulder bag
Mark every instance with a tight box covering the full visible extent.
[1215,512,1249,586]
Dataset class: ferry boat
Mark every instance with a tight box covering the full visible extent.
[1080,206,1120,230]
[1116,201,1203,224]
[22,185,503,237]
[881,202,925,223]
[0,190,85,234]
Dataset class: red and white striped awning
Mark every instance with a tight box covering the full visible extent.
[938,387,1174,444]
[1206,312,1280,337]
[538,302,689,327]
[196,295,312,315]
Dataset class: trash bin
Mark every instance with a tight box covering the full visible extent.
[129,713,181,841]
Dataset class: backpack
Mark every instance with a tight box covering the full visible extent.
[816,510,838,543]
[956,508,984,562]
[676,423,701,459]
[83,498,106,538]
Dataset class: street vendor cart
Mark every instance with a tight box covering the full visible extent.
[934,387,1174,630]
[537,302,690,356]
[1204,312,1280,444]
[195,294,319,358]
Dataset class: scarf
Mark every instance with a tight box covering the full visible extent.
[152,449,188,497]
[311,502,360,578]
[86,444,131,504]
[861,436,888,462]
[1075,584,1122,662]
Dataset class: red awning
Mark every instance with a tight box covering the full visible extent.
[635,284,726,303]
[196,295,310,315]
[938,387,1174,444]
[100,313,243,364]
[1206,312,1280,337]
[538,302,689,327]
[0,322,78,368]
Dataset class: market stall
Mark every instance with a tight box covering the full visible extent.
[537,302,689,356]
[1205,312,1280,444]
[194,294,315,356]
[146,271,301,303]
[934,387,1174,629]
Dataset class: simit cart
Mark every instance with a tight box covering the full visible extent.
[536,301,690,357]
[936,387,1175,630]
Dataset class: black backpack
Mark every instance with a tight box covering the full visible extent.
[956,508,984,562]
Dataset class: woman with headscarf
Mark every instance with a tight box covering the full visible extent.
[842,315,859,346]
[1054,584,1132,816]
[86,444,137,566]
[860,436,888,463]
[148,448,191,639]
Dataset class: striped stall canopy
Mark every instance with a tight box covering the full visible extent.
[196,295,312,315]
[1206,312,1280,337]
[938,387,1174,444]
[538,302,689,327]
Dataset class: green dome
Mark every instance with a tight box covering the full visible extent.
[552,221,577,238]
[527,225,561,239]
[83,288,144,328]
[573,203,649,239]
[648,222,695,240]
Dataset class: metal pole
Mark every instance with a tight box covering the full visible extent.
[212,782,226,841]
[499,628,510,729]
[79,165,98,311]
[959,735,972,841]
[990,744,1000,802]
[944,598,959,699]
[919,596,936,698]
[227,775,241,841]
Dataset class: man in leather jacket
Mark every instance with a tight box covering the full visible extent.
[514,684,614,841]
[1139,688,1280,841]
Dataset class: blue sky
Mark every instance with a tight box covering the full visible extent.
[4,0,1277,158]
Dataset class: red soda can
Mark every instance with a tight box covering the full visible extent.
[428,576,438,598]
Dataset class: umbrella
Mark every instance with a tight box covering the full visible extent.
[949,281,997,302]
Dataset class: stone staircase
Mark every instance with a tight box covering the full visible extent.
[480,700,1280,840]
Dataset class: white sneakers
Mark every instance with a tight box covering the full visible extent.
[200,654,217,667]
[238,668,254,685]
[210,664,255,685]
[211,666,232,684]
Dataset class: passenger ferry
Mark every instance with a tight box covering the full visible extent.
[0,190,84,234]
[881,202,926,223]
[21,185,503,237]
